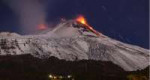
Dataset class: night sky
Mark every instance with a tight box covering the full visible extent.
[0,0,149,49]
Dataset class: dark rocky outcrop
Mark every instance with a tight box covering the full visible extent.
[0,54,149,80]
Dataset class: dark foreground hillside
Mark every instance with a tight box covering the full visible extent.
[0,54,149,80]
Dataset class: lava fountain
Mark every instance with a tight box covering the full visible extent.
[75,15,101,36]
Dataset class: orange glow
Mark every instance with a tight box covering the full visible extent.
[38,24,47,30]
[76,15,88,25]
[75,15,101,36]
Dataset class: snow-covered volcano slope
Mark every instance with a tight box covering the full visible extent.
[0,20,149,71]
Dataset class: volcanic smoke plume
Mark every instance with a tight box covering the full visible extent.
[3,0,47,34]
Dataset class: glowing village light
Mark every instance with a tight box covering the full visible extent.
[67,75,72,78]
[49,74,53,78]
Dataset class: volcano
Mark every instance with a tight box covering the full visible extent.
[0,18,149,71]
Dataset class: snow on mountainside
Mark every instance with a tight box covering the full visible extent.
[0,20,149,71]
[0,32,20,37]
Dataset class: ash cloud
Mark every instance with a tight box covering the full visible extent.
[4,0,47,34]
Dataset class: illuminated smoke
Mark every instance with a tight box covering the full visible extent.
[38,24,48,30]
[3,0,47,34]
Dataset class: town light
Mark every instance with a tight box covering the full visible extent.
[49,74,53,78]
